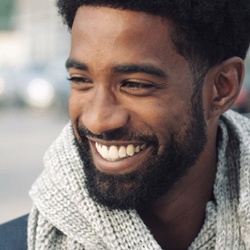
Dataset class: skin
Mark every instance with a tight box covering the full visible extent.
[67,6,244,249]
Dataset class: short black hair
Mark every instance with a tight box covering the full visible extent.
[57,0,250,73]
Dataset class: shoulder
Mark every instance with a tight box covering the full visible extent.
[0,214,28,250]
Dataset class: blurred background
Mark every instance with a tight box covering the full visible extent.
[0,0,70,223]
[0,0,250,224]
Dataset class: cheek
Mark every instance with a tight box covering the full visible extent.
[69,92,83,124]
[147,100,192,150]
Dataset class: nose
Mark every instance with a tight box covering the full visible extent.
[81,88,129,135]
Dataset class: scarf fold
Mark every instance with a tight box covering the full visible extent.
[28,110,250,249]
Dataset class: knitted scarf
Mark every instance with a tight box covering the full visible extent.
[28,110,250,249]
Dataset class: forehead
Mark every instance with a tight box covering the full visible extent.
[72,6,171,34]
[71,7,176,59]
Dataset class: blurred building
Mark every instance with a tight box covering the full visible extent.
[0,0,70,68]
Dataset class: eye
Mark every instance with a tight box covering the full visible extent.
[68,76,93,90]
[121,80,155,96]
[68,76,91,84]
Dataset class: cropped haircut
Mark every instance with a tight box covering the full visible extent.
[57,0,250,76]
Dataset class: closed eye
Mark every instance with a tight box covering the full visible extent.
[122,81,152,88]
[121,80,155,96]
[68,76,93,91]
[67,76,92,84]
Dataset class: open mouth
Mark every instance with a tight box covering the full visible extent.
[95,142,147,162]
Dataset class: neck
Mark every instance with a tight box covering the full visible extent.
[138,136,217,249]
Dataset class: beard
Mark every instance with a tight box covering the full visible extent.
[74,83,207,211]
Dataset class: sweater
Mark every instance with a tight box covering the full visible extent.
[28,110,250,249]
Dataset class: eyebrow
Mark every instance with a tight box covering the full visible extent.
[113,64,167,78]
[65,59,88,71]
[66,59,167,78]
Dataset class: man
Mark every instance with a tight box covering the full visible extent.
[1,0,250,249]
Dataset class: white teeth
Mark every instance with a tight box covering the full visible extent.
[108,146,119,161]
[118,146,126,158]
[126,144,135,156]
[95,142,147,161]
[101,145,109,158]
[135,145,140,153]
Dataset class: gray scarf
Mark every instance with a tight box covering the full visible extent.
[28,110,250,249]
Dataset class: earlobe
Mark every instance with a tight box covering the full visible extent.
[209,57,245,116]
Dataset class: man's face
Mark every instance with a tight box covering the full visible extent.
[68,6,207,210]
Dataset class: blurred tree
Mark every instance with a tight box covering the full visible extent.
[0,0,16,30]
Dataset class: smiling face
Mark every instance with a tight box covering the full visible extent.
[68,6,207,210]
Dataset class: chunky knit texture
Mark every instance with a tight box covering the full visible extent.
[28,110,250,249]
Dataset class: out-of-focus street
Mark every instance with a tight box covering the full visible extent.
[0,107,69,223]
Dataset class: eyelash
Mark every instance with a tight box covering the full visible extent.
[68,76,156,96]
[121,81,154,89]
[68,77,152,87]
[67,76,91,84]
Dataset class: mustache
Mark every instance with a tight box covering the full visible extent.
[77,125,158,144]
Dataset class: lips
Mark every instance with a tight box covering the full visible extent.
[95,142,147,161]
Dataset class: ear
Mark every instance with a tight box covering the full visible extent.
[207,57,245,118]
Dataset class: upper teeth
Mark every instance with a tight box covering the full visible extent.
[95,142,146,161]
